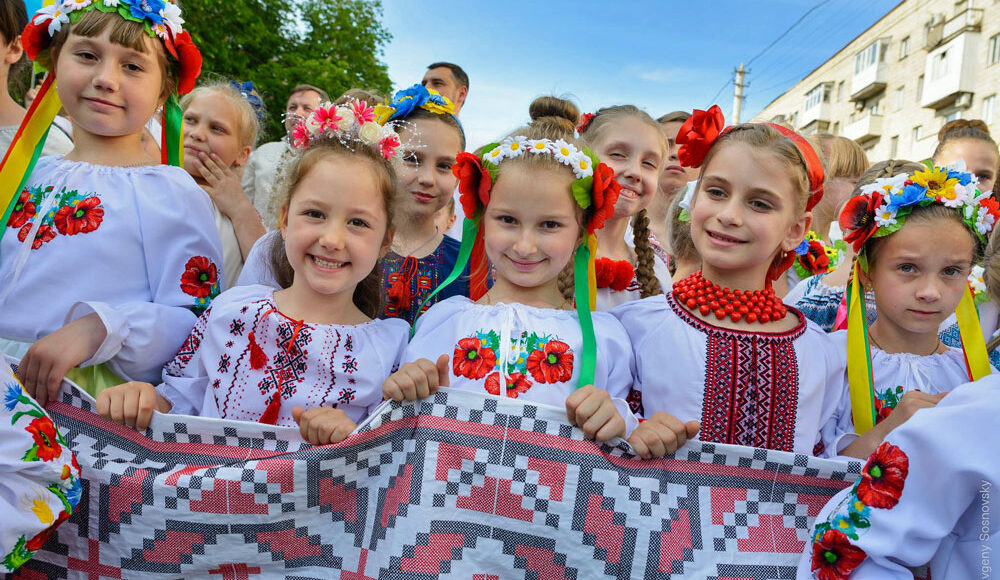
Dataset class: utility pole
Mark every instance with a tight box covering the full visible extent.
[732,63,748,124]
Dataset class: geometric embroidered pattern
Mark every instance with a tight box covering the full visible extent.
[13,379,863,579]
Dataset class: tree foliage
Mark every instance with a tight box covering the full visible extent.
[183,0,393,142]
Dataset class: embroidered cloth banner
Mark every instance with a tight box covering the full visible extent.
[8,382,863,579]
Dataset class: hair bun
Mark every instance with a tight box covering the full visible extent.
[528,96,580,133]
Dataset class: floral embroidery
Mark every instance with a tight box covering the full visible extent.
[337,388,356,405]
[525,340,574,383]
[452,330,575,396]
[23,417,62,461]
[485,371,532,398]
[5,185,104,250]
[180,256,221,314]
[453,337,497,380]
[809,441,909,579]
[873,385,904,425]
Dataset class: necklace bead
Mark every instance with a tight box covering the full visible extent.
[673,271,787,325]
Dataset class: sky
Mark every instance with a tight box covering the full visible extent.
[380,0,901,149]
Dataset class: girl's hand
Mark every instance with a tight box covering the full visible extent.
[18,314,107,407]
[627,413,700,459]
[565,385,626,442]
[291,406,356,445]
[192,152,249,217]
[840,391,946,459]
[96,381,172,430]
[382,354,450,402]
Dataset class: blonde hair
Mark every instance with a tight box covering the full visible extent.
[984,227,1000,352]
[42,10,175,100]
[579,104,666,298]
[812,133,868,180]
[268,136,398,319]
[180,82,260,149]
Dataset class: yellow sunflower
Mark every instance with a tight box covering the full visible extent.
[911,167,959,201]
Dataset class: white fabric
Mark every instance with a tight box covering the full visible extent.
[236,229,280,288]
[157,285,408,428]
[213,202,244,289]
[613,293,853,458]
[0,157,224,383]
[939,299,1000,342]
[796,375,1000,579]
[0,124,73,159]
[241,140,291,229]
[403,296,639,436]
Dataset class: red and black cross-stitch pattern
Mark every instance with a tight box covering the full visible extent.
[8,380,863,579]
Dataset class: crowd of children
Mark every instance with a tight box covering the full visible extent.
[1,0,998,577]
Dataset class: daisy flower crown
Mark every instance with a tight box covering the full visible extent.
[23,0,200,94]
[453,136,620,234]
[290,100,409,161]
[839,163,1000,257]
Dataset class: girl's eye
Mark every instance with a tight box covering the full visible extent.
[438,162,454,171]
[497,215,517,225]
[540,220,562,230]
[75,51,97,61]
[898,263,917,274]
[643,161,658,169]
[183,115,196,124]
[610,152,625,159]
[124,63,143,73]
[706,187,726,199]
[348,218,370,228]
[402,152,418,165]
[304,209,324,219]
[749,199,773,211]
[212,125,226,134]
[942,266,963,277]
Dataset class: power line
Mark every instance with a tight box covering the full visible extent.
[746,0,833,66]
[707,78,733,107]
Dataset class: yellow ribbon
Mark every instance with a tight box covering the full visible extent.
[845,261,876,434]
[0,76,61,227]
[956,285,991,381]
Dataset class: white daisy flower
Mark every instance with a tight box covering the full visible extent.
[62,0,93,13]
[874,204,897,228]
[159,1,184,33]
[570,152,593,179]
[103,0,120,6]
[551,139,577,164]
[485,146,505,164]
[873,173,908,197]
[152,22,170,39]
[970,265,987,294]
[526,139,551,155]
[976,208,996,235]
[945,182,973,208]
[502,136,528,158]
[358,121,382,145]
[857,182,883,198]
[37,6,69,35]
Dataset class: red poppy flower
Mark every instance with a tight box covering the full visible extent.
[53,196,104,236]
[452,337,497,380]
[180,256,218,298]
[18,223,56,249]
[839,192,883,252]
[25,510,70,552]
[676,105,726,168]
[526,340,574,384]
[484,372,533,398]
[857,441,909,509]
[810,529,867,580]
[25,417,62,461]
[800,240,831,275]
[588,162,620,233]
[164,31,202,95]
[8,190,36,228]
[576,112,595,134]
[452,152,491,219]
[20,21,48,62]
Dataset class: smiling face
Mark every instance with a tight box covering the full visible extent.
[182,90,252,181]
[54,27,164,139]
[394,117,461,221]
[689,141,810,289]
[863,215,974,342]
[590,116,663,219]
[280,155,391,305]
[483,163,581,296]
[934,138,1000,195]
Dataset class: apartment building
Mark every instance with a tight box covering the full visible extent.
[752,0,1000,162]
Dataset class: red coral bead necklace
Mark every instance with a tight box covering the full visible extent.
[673,270,787,324]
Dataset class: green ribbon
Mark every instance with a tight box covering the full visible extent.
[163,94,183,167]
[573,241,596,389]
[0,126,50,265]
[410,215,479,336]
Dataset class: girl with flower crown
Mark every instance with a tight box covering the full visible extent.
[827,162,998,460]
[577,105,671,310]
[0,0,224,407]
[96,102,409,444]
[382,97,671,448]
[613,106,857,457]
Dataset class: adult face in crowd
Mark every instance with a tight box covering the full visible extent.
[656,111,699,199]
[422,62,468,114]
[284,84,328,136]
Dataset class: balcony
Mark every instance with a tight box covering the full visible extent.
[799,102,832,133]
[920,30,980,109]
[851,61,887,101]
[844,113,883,143]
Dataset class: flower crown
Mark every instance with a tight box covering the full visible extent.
[290,100,404,160]
[452,136,620,234]
[793,231,844,278]
[23,0,201,94]
[839,164,1000,254]
[374,83,460,125]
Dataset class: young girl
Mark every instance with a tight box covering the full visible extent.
[578,106,670,310]
[613,106,857,457]
[1,1,223,406]
[785,161,922,332]
[97,101,409,444]
[181,81,266,287]
[383,97,657,447]
[831,163,997,458]
[377,83,471,324]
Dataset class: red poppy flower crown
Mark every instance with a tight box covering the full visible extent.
[675,105,825,212]
[23,0,201,94]
[451,136,620,234]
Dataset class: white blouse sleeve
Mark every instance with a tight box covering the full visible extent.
[70,170,225,383]
[592,313,639,436]
[235,230,281,288]
[815,329,855,458]
[366,319,410,416]
[155,305,214,417]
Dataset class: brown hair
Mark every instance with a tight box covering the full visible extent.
[932,118,999,163]
[268,135,399,319]
[666,191,697,268]
[180,82,260,149]
[983,227,1000,352]
[1,0,28,75]
[40,10,175,100]
[657,111,690,124]
[580,104,666,298]
[335,88,384,107]
[812,133,869,180]
[288,83,329,103]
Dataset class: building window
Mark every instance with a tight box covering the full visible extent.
[912,125,923,142]
[854,41,882,74]
[932,51,949,80]
[917,74,925,101]
[894,86,905,111]
[869,99,881,115]
[890,135,899,157]
[944,110,962,122]
[984,95,996,125]
[805,84,830,110]
[837,81,845,101]
[832,121,840,135]
[899,36,910,59]
[990,33,1000,67]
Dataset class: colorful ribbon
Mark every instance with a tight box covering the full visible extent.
[956,284,991,381]
[573,241,596,388]
[161,93,184,167]
[845,261,876,434]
